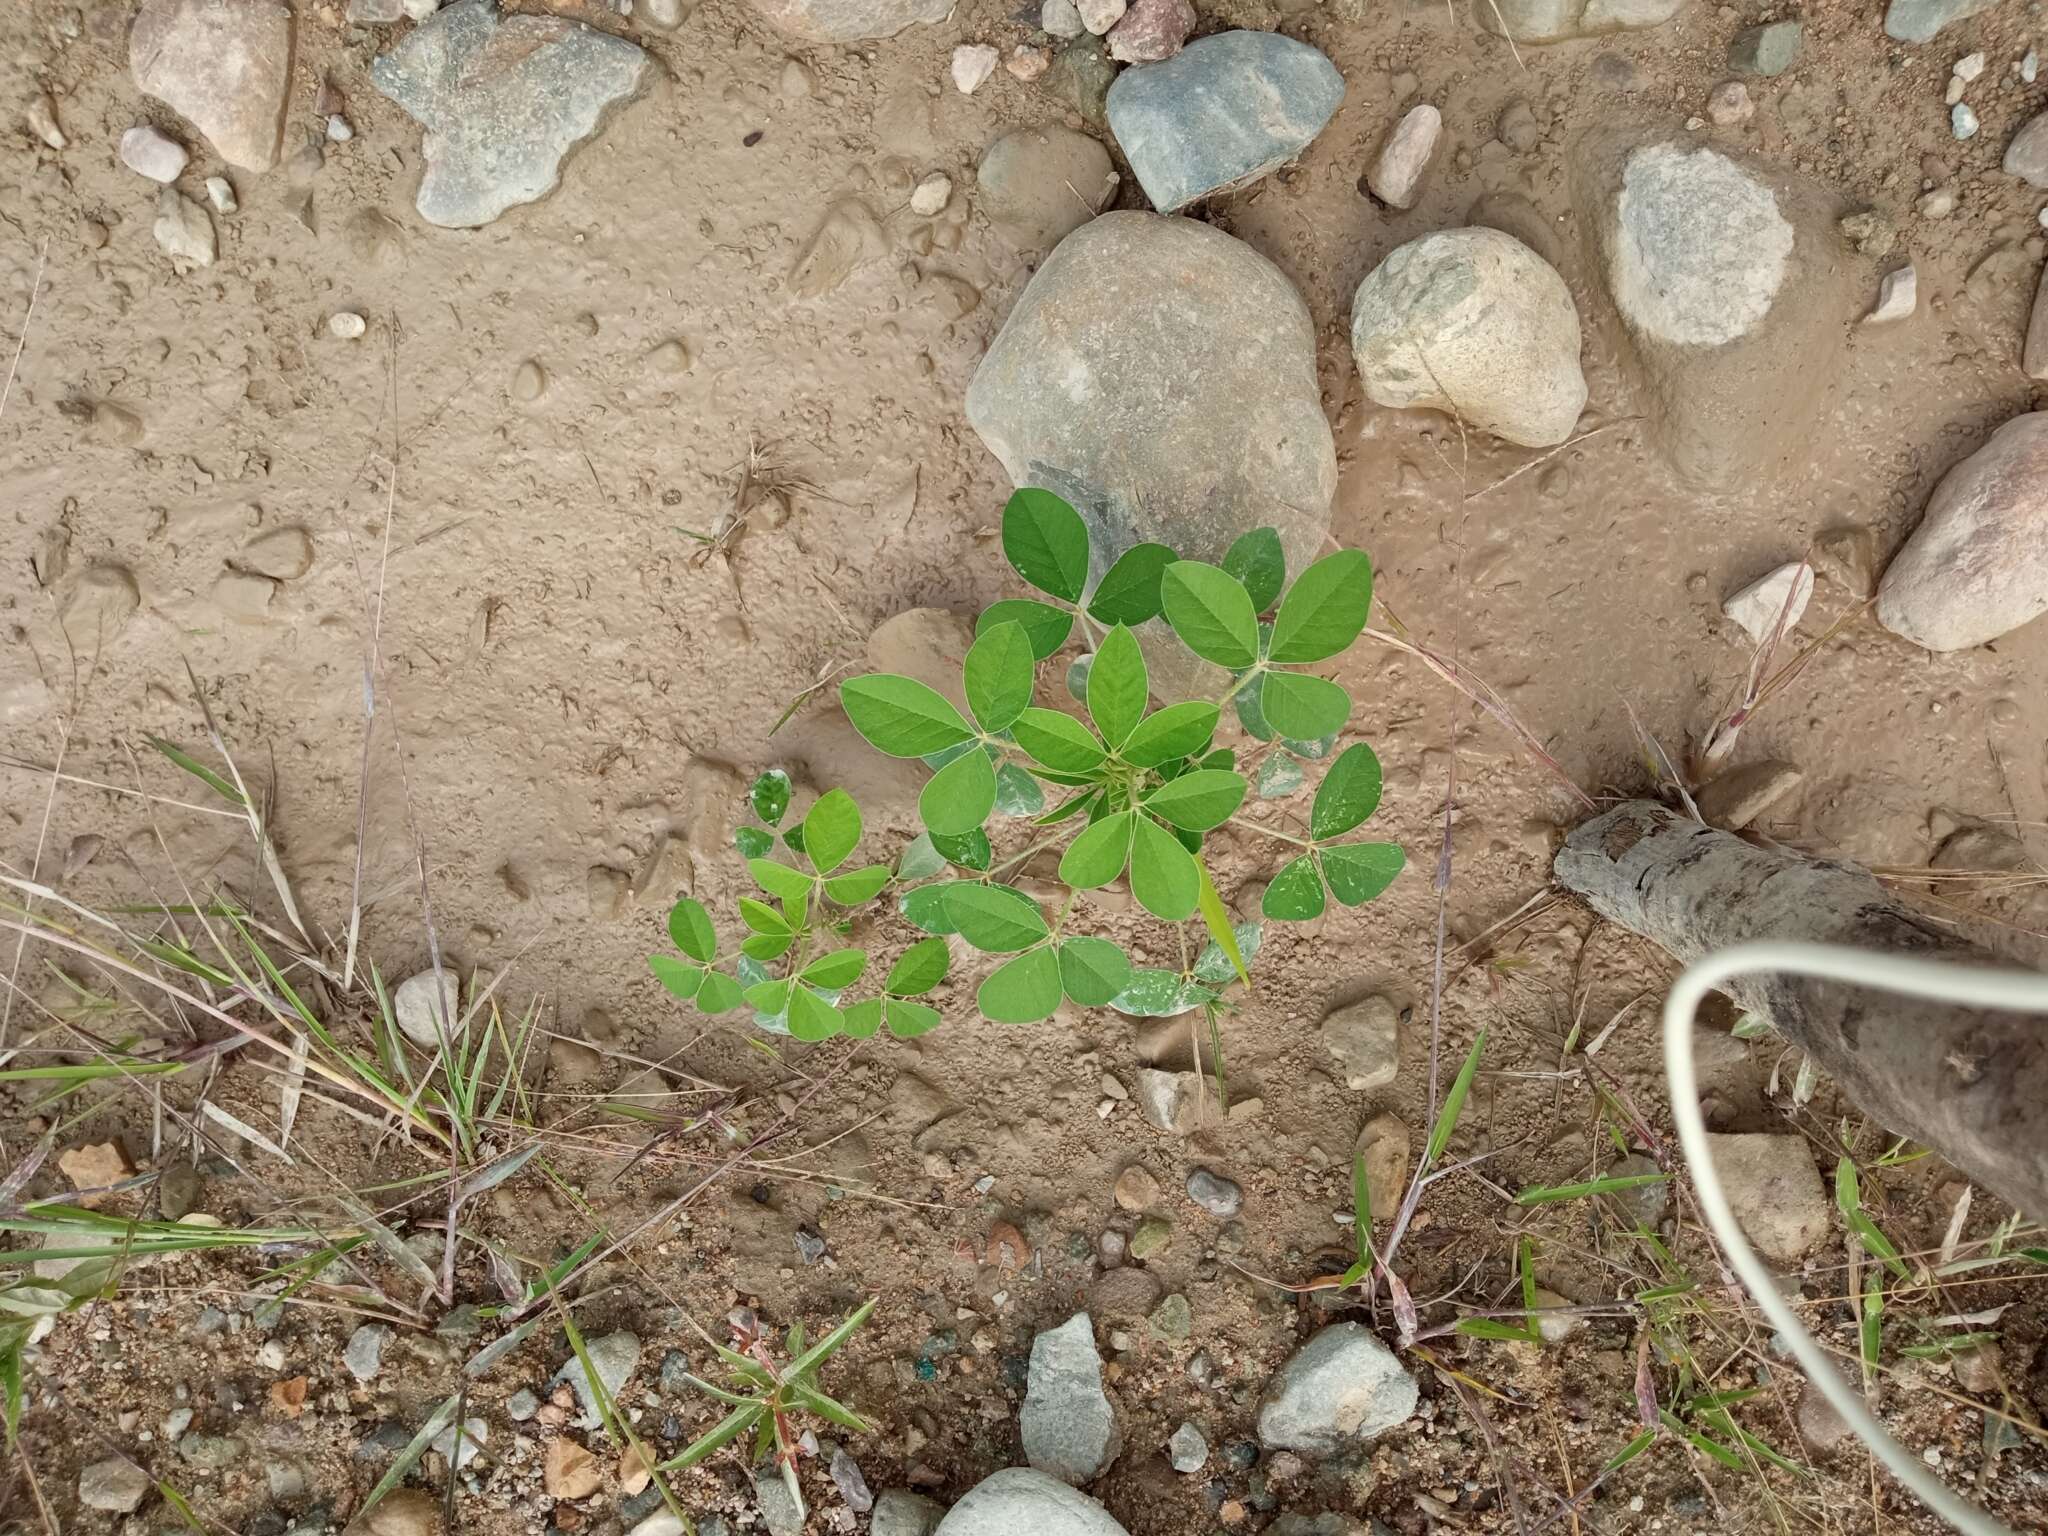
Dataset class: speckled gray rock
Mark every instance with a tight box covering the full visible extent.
[1607,143,1791,348]
[1728,19,1800,75]
[370,0,649,228]
[744,0,948,39]
[2002,111,2048,188]
[549,1329,641,1429]
[873,1489,947,1536]
[80,1457,150,1514]
[1883,0,1995,43]
[933,1469,1129,1536]
[1350,227,1586,448]
[1105,31,1343,213]
[1257,1323,1418,1453]
[1878,412,2048,651]
[1478,0,1686,43]
[130,0,292,172]
[1021,1313,1122,1484]
[965,212,1335,657]
[344,1322,390,1382]
[755,1476,803,1536]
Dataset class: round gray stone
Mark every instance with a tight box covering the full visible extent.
[1606,143,1792,348]
[965,211,1335,675]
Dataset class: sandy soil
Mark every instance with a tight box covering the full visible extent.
[2,0,2047,1532]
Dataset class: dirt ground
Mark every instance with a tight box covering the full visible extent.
[2,0,2047,1532]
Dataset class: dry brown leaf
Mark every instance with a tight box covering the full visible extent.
[543,1437,602,1500]
[269,1376,308,1418]
[618,1443,653,1497]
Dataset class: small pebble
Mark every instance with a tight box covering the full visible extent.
[27,92,65,150]
[205,175,237,213]
[120,124,188,183]
[511,360,548,401]
[1953,51,1986,82]
[649,338,690,372]
[1007,45,1050,80]
[1168,1421,1208,1473]
[1707,80,1753,125]
[1918,186,1956,219]
[910,171,953,216]
[1953,102,1980,139]
[327,114,354,142]
[951,43,999,94]
[1186,1168,1242,1219]
[1042,0,1085,36]
[329,311,367,340]
[2026,48,2040,83]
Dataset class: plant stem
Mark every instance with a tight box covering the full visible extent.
[1226,816,1309,849]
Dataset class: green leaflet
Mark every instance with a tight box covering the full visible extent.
[1223,527,1286,613]
[1002,488,1091,601]
[977,599,1073,661]
[1130,813,1200,922]
[1262,854,1326,921]
[1320,842,1404,906]
[1060,811,1134,889]
[1160,561,1260,668]
[979,946,1063,1023]
[1086,542,1175,625]
[1142,769,1247,832]
[1056,937,1132,1005]
[963,621,1036,732]
[1268,549,1373,664]
[1087,625,1147,748]
[840,675,975,758]
[1258,670,1351,740]
[920,749,996,837]
[1121,701,1219,768]
[1310,743,1384,839]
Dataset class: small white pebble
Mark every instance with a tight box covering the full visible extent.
[119,124,188,183]
[1922,1446,1942,1467]
[950,42,999,94]
[909,171,952,216]
[1918,185,1956,219]
[1953,50,1986,82]
[1945,75,1965,104]
[205,175,237,214]
[328,311,367,340]
[326,115,354,142]
[1953,102,1980,140]
[1629,1496,1645,1513]
[2025,48,2040,82]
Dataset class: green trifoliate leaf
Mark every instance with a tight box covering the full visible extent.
[963,620,1036,733]
[1130,812,1200,921]
[1224,527,1286,613]
[1087,624,1147,749]
[749,769,793,826]
[978,945,1063,1023]
[920,749,996,837]
[978,599,1073,661]
[1262,854,1326,921]
[667,898,716,962]
[1059,810,1134,889]
[1258,670,1351,740]
[1057,937,1132,1006]
[1086,542,1175,625]
[1320,842,1405,906]
[1121,701,1219,768]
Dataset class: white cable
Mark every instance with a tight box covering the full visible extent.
[1664,940,2048,1536]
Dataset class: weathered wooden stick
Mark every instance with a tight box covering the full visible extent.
[1555,800,2048,1217]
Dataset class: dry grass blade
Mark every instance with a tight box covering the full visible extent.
[1621,696,1701,823]
[1698,579,1865,771]
[1365,617,1596,812]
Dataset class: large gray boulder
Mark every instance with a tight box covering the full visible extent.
[1350,227,1586,448]
[1106,32,1344,213]
[371,0,649,228]
[934,1469,1128,1536]
[1478,0,1686,44]
[965,211,1335,596]
[1878,413,2048,652]
[1579,136,1851,490]
[744,0,949,39]
[1257,1322,1418,1453]
[1020,1313,1121,1484]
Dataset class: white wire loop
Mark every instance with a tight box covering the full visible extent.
[1664,940,2047,1536]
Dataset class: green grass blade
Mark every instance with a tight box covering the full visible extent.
[1427,1030,1487,1164]
[661,1402,766,1471]
[359,1391,460,1515]
[1514,1172,1669,1205]
[1599,1428,1658,1476]
[785,1295,876,1381]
